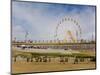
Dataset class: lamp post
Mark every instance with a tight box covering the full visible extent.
[25,31,28,42]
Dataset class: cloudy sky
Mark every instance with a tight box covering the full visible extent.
[12,1,96,41]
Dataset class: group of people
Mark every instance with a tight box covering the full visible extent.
[13,55,89,64]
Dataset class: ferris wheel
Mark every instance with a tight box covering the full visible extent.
[55,16,82,43]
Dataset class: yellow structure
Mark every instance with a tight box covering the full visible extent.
[63,30,77,43]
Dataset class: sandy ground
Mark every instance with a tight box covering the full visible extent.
[12,61,96,74]
[12,47,96,74]
[12,47,80,54]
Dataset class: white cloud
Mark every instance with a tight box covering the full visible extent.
[12,25,25,40]
[12,1,96,41]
